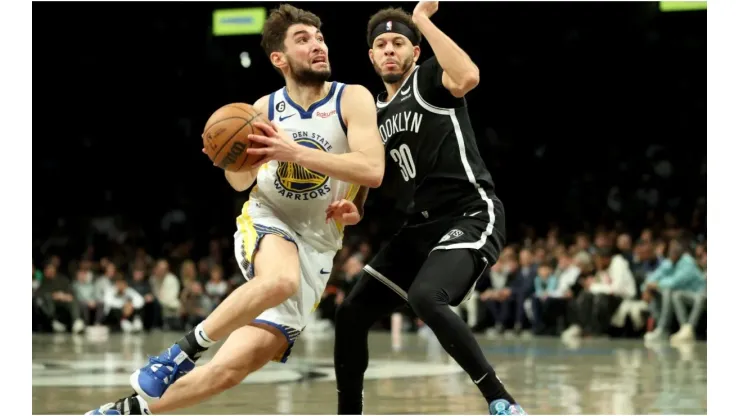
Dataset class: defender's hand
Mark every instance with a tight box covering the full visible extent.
[413,1,439,20]
[325,199,361,226]
[246,121,304,164]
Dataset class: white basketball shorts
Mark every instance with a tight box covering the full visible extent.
[233,201,336,363]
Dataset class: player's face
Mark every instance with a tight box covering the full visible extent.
[369,33,419,84]
[282,24,331,86]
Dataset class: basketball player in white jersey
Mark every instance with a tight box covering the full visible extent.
[86,4,383,415]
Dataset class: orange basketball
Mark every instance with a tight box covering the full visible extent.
[202,103,268,172]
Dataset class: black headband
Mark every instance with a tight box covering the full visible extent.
[369,20,420,46]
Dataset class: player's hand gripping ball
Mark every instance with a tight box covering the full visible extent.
[202,103,268,172]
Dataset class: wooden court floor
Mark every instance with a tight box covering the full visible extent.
[32,330,707,414]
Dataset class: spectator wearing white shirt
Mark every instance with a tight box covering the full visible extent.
[150,259,181,330]
[585,249,636,335]
[103,275,145,332]
[94,263,116,305]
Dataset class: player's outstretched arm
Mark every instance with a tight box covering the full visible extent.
[223,95,270,192]
[412,1,480,97]
[247,85,385,188]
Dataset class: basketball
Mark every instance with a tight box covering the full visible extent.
[202,103,268,172]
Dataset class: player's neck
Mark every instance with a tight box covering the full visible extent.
[382,70,413,102]
[284,79,331,110]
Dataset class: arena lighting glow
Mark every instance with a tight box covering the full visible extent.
[212,8,267,36]
[659,1,707,12]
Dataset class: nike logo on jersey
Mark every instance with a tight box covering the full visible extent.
[320,269,331,275]
[466,211,481,217]
[279,114,295,121]
[401,87,411,95]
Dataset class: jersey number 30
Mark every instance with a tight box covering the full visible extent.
[390,144,416,181]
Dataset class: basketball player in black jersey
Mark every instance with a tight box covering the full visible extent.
[331,2,526,415]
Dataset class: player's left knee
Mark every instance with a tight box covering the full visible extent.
[408,284,450,318]
[267,273,300,302]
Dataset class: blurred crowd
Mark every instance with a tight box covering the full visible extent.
[33,217,707,346]
[32,246,244,334]
[323,223,707,344]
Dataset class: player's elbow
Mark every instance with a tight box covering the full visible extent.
[364,166,384,188]
[460,68,480,93]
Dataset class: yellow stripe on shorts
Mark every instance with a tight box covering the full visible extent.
[237,202,259,262]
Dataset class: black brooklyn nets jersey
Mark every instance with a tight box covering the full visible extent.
[376,57,495,216]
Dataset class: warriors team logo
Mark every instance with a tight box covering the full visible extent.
[274,132,333,200]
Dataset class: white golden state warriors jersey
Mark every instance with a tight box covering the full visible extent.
[242,81,359,252]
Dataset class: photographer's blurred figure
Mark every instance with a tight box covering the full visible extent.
[103,275,145,333]
[643,238,704,342]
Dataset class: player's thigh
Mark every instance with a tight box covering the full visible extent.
[362,231,425,299]
[207,323,288,377]
[337,271,408,326]
[252,234,301,290]
[409,248,488,307]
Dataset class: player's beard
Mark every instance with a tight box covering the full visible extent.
[375,54,415,84]
[288,57,331,87]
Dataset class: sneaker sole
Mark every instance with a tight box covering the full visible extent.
[130,369,159,402]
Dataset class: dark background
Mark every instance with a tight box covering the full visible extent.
[32,1,706,266]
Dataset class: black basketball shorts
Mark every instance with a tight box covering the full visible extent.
[363,192,506,306]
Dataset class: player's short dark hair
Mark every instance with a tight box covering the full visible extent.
[366,7,422,47]
[261,4,322,55]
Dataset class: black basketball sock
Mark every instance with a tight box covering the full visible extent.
[176,330,208,361]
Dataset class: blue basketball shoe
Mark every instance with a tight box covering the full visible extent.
[86,395,150,415]
[489,399,527,415]
[130,344,196,401]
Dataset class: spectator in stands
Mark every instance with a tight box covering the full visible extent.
[73,268,103,326]
[531,261,559,334]
[130,266,160,330]
[588,248,636,335]
[33,263,43,292]
[546,251,591,334]
[103,275,145,332]
[94,263,116,307]
[150,259,181,329]
[205,264,228,309]
[180,259,198,288]
[594,231,612,251]
[668,242,707,343]
[643,238,705,341]
[616,233,633,264]
[180,280,212,330]
[575,232,592,253]
[483,249,536,334]
[533,246,548,267]
[561,254,599,339]
[35,262,85,333]
[479,259,514,333]
[631,240,662,288]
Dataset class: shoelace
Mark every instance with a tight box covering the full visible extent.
[146,355,180,383]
